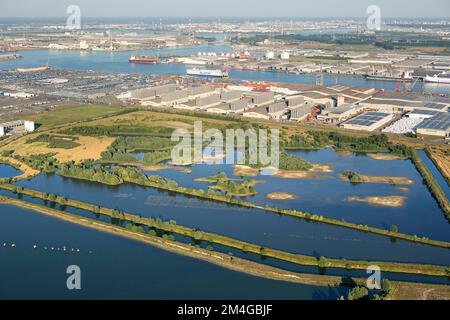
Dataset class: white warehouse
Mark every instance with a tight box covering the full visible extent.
[0,120,35,137]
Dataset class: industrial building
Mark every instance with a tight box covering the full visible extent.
[194,94,221,109]
[159,89,189,106]
[285,95,305,108]
[361,93,450,113]
[228,99,250,113]
[124,84,177,102]
[267,101,289,120]
[290,104,312,121]
[244,92,275,107]
[220,90,243,102]
[415,112,450,137]
[317,104,365,124]
[243,105,271,120]
[0,120,35,136]
[340,111,395,132]
[188,85,215,98]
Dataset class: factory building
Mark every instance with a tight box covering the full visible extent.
[244,92,275,107]
[206,99,250,115]
[0,120,35,136]
[188,85,215,99]
[159,89,189,106]
[206,103,232,115]
[361,93,450,113]
[285,95,305,108]
[317,104,365,124]
[154,84,177,96]
[194,94,221,109]
[220,90,242,102]
[290,104,312,121]
[229,99,249,113]
[125,84,177,101]
[267,101,289,120]
[340,111,395,132]
[242,105,271,120]
[415,112,450,137]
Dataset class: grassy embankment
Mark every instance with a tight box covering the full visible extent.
[425,147,450,186]
[411,149,450,220]
[0,189,448,278]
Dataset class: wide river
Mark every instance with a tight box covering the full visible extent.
[1,45,450,95]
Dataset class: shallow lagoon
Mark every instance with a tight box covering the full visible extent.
[0,164,22,178]
[9,149,450,267]
[148,148,450,241]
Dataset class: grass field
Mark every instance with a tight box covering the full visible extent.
[17,105,127,128]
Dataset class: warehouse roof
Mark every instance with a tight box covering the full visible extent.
[363,99,448,110]
[344,111,392,127]
[416,112,450,131]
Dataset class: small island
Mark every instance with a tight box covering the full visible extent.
[347,196,406,207]
[266,192,298,200]
[340,171,413,185]
[195,172,260,197]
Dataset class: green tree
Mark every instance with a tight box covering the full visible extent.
[381,279,391,294]
[348,286,369,301]
[318,256,328,268]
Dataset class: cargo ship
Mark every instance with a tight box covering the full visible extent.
[0,53,22,61]
[129,55,160,64]
[425,72,450,84]
[186,68,228,78]
[16,64,49,73]
[364,72,413,82]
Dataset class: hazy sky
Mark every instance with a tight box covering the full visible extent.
[0,0,449,18]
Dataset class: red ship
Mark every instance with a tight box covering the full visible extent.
[129,55,160,64]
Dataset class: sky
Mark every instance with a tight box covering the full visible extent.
[0,0,449,19]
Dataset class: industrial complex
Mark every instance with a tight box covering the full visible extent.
[116,81,450,138]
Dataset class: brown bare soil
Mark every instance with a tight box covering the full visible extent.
[340,174,413,185]
[266,192,298,200]
[366,153,403,161]
[233,165,260,177]
[138,165,192,173]
[347,196,406,207]
[8,135,115,163]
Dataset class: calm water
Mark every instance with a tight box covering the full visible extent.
[152,148,450,241]
[0,164,22,178]
[7,150,450,269]
[1,48,450,94]
[0,204,344,299]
